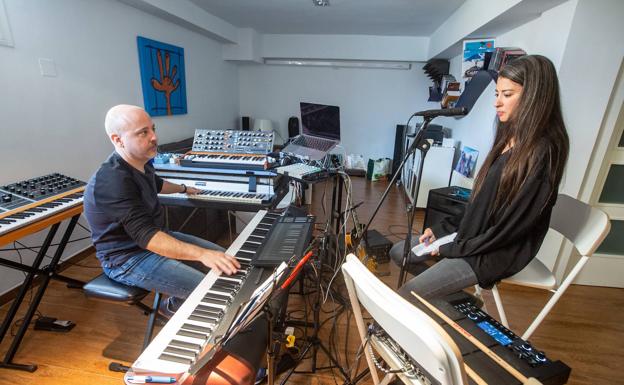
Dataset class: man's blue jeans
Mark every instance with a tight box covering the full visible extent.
[102,231,225,316]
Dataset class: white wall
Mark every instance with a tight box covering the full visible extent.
[438,0,577,186]
[0,0,239,296]
[262,34,429,62]
[0,0,239,185]
[238,63,436,160]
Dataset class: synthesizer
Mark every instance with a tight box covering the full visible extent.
[0,172,86,372]
[374,291,571,385]
[180,153,267,171]
[191,129,274,154]
[127,210,282,380]
[157,178,286,211]
[0,173,85,241]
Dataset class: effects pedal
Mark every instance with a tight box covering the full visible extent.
[34,316,75,332]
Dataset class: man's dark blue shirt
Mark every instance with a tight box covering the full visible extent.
[84,152,165,267]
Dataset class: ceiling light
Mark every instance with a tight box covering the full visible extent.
[264,59,411,70]
[312,0,330,6]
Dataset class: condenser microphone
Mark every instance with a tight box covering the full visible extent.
[413,107,468,118]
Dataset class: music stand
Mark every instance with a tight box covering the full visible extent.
[184,263,289,384]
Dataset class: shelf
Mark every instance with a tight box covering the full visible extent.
[455,70,498,115]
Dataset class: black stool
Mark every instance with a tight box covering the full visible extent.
[83,274,162,358]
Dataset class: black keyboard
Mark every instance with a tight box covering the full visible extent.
[292,135,335,151]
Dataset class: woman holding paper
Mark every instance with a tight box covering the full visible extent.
[398,55,569,301]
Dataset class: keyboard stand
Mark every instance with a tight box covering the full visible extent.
[0,208,84,372]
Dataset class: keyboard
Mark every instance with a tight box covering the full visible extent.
[292,135,335,151]
[157,178,279,210]
[129,210,282,376]
[180,154,266,170]
[0,173,86,242]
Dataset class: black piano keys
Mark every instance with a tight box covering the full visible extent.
[156,213,282,366]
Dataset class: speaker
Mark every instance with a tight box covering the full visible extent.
[392,124,407,175]
[288,116,299,138]
[241,116,250,131]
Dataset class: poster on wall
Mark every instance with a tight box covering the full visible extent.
[462,38,495,81]
[137,36,187,116]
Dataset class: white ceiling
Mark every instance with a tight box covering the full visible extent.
[188,0,466,36]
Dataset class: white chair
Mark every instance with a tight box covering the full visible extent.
[342,254,469,385]
[484,194,611,340]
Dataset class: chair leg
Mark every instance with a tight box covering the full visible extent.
[491,285,509,328]
[143,292,162,351]
[521,257,588,340]
[380,373,396,385]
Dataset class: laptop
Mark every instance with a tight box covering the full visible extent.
[281,102,340,160]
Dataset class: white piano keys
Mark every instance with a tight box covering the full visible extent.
[0,193,83,237]
[157,178,273,205]
[131,210,269,375]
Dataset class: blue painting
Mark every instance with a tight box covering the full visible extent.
[137,36,187,116]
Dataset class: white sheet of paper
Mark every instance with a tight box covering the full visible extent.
[411,232,457,256]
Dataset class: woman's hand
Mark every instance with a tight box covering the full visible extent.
[419,228,439,256]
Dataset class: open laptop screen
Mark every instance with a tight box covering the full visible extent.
[300,102,341,140]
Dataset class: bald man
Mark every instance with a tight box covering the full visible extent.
[83,104,240,317]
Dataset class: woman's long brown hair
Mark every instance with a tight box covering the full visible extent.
[472,55,569,213]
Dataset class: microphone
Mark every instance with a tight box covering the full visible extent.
[413,107,468,118]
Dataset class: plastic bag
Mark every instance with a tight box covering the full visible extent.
[346,154,366,170]
[366,158,392,181]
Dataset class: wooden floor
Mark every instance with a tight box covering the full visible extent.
[1,177,623,385]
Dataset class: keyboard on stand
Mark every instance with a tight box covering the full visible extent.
[0,173,85,241]
[0,173,86,372]
[180,154,267,170]
[128,210,283,379]
[157,178,285,211]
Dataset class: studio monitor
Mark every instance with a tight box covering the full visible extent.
[288,117,300,138]
[241,116,250,131]
[392,125,407,175]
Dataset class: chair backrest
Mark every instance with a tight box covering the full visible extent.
[342,254,468,385]
[549,194,611,257]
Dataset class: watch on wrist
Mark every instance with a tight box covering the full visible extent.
[180,184,187,193]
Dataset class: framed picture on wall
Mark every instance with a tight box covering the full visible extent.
[137,36,187,116]
[462,38,495,81]
[455,146,479,178]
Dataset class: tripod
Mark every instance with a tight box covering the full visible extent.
[280,223,353,384]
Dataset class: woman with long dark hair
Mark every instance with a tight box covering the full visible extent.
[398,55,569,300]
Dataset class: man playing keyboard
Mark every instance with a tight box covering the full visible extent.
[83,104,240,318]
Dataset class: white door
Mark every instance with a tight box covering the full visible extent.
[578,108,624,287]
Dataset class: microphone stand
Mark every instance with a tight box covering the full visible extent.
[358,115,436,288]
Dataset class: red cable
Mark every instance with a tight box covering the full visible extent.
[280,250,315,290]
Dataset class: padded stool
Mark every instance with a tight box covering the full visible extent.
[83,274,162,351]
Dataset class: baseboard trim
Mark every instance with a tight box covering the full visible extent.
[0,245,96,307]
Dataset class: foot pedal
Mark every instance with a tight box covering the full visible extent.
[109,362,131,373]
[34,316,75,332]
